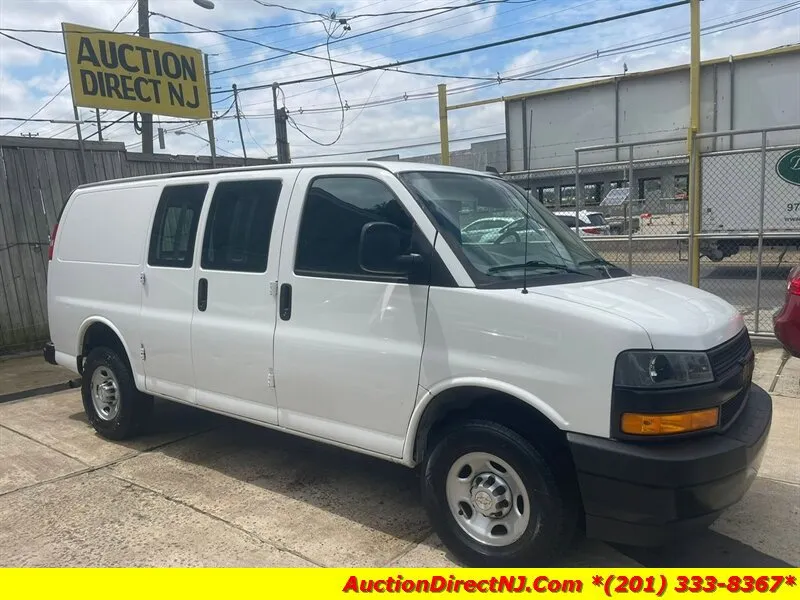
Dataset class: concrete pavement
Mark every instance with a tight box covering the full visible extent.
[0,353,78,403]
[0,347,797,567]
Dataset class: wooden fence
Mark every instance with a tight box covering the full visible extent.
[0,136,271,355]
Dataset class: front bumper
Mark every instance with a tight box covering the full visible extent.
[568,383,772,547]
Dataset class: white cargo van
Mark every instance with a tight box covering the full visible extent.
[44,162,771,566]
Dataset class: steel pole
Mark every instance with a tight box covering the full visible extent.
[73,106,88,183]
[688,0,701,286]
[95,109,103,141]
[138,0,153,154]
[232,84,248,165]
[575,150,580,235]
[438,84,450,165]
[628,145,634,274]
[755,130,767,333]
[204,53,216,168]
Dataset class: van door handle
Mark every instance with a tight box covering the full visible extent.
[279,283,292,321]
[198,278,208,312]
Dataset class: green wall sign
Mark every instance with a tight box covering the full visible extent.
[776,148,800,186]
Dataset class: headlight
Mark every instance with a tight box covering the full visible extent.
[614,350,714,388]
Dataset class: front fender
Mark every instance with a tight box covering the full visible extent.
[401,376,569,466]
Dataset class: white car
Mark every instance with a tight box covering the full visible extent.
[461,216,516,243]
[553,210,611,235]
[44,161,770,567]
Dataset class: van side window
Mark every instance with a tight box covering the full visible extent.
[201,180,282,273]
[295,176,412,279]
[148,184,208,268]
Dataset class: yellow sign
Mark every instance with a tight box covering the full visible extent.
[61,22,211,120]
[2,568,799,599]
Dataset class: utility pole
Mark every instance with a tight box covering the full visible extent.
[272,83,290,164]
[138,0,153,154]
[95,109,103,141]
[438,84,450,165]
[232,84,248,165]
[688,0,701,287]
[204,53,216,167]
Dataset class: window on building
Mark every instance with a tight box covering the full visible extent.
[583,182,604,205]
[537,186,556,205]
[295,176,413,280]
[611,180,629,189]
[201,180,282,273]
[638,177,662,201]
[148,184,208,268]
[674,175,689,200]
[560,184,576,206]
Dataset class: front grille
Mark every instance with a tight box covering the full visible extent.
[720,386,749,429]
[708,328,753,378]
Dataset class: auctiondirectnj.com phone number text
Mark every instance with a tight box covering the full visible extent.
[341,574,797,595]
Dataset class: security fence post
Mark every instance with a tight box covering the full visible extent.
[755,130,767,333]
[688,129,701,287]
[575,150,581,234]
[628,145,634,274]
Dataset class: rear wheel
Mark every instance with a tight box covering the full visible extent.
[81,346,153,440]
[421,419,578,567]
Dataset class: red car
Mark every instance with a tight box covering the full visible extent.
[773,265,800,357]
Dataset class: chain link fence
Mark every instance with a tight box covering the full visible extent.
[573,127,800,337]
[693,125,800,335]
[574,137,691,288]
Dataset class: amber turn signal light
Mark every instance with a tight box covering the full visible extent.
[621,407,719,435]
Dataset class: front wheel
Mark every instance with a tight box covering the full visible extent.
[421,420,578,567]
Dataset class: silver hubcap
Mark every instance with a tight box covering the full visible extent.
[91,367,120,421]
[445,452,530,547]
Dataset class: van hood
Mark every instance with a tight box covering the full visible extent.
[531,275,745,350]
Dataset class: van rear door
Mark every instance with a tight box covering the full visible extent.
[189,173,297,424]
[140,182,209,402]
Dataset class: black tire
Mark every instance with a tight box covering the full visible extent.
[81,346,153,441]
[421,419,579,567]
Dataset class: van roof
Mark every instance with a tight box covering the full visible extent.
[75,160,495,190]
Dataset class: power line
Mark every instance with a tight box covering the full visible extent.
[210,0,542,75]
[155,7,539,82]
[247,3,799,140]
[209,0,541,66]
[235,0,593,109]
[2,84,69,136]
[0,31,64,54]
[0,20,325,35]
[286,19,349,147]
[293,132,506,159]
[112,0,138,30]
[251,0,329,19]
[342,0,533,19]
[1,0,138,137]
[149,11,376,73]
[234,0,691,92]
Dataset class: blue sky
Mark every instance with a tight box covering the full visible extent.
[1,0,798,159]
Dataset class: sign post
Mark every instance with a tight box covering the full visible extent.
[61,22,212,145]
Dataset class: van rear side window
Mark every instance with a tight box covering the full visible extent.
[148,184,208,268]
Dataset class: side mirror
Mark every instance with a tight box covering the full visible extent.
[358,222,422,275]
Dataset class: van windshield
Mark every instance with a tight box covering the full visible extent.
[398,171,621,285]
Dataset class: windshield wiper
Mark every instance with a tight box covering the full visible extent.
[577,257,614,267]
[487,260,588,275]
